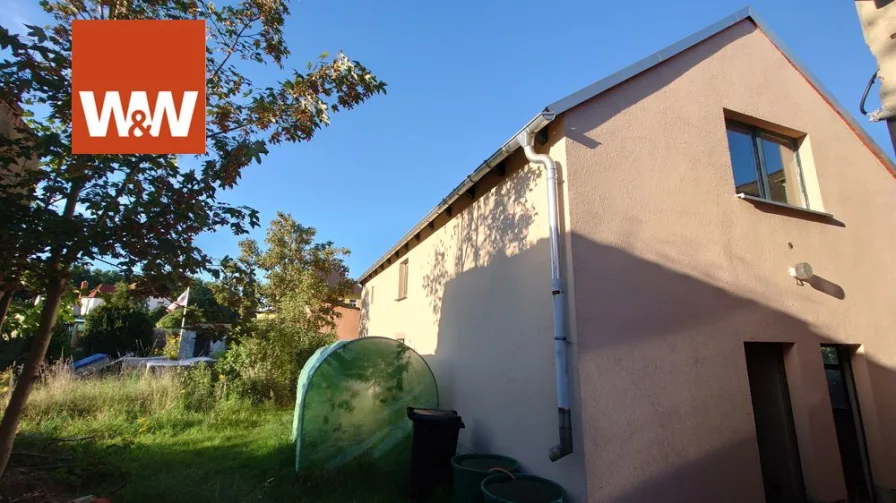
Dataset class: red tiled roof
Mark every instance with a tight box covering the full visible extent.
[86,284,117,298]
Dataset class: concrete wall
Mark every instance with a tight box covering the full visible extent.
[563,20,896,503]
[361,124,588,501]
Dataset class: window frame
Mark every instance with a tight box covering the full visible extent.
[397,259,409,301]
[726,120,810,209]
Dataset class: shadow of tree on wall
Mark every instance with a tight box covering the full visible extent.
[421,162,541,317]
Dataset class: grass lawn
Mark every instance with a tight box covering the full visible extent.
[3,370,451,502]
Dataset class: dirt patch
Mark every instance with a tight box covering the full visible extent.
[0,467,72,503]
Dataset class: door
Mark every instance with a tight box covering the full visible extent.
[745,343,807,503]
[822,346,874,502]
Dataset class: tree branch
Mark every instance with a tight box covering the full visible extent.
[207,121,251,139]
[208,17,259,85]
[92,162,141,231]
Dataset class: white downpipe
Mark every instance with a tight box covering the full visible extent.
[516,132,573,462]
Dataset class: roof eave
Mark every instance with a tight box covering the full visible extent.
[357,111,555,283]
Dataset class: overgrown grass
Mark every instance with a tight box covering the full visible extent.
[5,367,448,502]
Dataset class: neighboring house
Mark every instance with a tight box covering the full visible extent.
[331,304,361,341]
[255,277,362,341]
[359,9,896,503]
[74,283,170,317]
[328,274,362,341]
[75,284,117,317]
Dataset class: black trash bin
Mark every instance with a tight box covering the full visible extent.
[407,407,465,499]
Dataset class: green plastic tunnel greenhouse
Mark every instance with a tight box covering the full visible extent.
[292,336,439,472]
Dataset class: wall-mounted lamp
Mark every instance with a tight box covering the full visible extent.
[788,262,814,282]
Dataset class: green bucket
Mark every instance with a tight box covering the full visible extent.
[481,473,566,503]
[451,454,520,503]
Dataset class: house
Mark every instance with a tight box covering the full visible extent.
[255,275,362,341]
[328,274,362,340]
[359,8,896,503]
[75,283,117,317]
[74,283,170,317]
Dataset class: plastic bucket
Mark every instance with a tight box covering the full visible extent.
[451,454,520,503]
[481,473,566,503]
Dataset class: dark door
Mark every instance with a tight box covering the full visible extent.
[745,343,807,503]
[822,346,874,502]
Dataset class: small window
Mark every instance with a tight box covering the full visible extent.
[726,121,808,208]
[397,259,409,300]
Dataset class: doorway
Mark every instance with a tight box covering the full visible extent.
[821,345,874,502]
[744,342,807,503]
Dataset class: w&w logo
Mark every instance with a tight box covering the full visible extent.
[72,20,206,154]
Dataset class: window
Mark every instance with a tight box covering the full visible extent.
[726,121,808,209]
[397,259,409,300]
[348,299,357,308]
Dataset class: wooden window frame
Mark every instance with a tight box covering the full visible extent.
[397,259,409,301]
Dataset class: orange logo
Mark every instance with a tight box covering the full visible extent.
[72,20,206,154]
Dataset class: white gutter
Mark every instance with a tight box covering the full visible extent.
[357,111,555,283]
[509,132,573,462]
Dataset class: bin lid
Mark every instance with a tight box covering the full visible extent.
[407,407,464,426]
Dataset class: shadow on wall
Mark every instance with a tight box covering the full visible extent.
[420,227,893,502]
[422,163,541,318]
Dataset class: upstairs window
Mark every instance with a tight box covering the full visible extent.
[726,120,808,209]
[397,259,409,301]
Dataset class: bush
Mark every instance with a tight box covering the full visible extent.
[177,363,218,412]
[81,297,154,357]
[218,320,332,404]
[162,332,181,359]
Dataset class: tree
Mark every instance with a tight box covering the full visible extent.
[0,0,385,475]
[80,284,154,356]
[70,265,125,289]
[214,212,353,402]
[156,280,237,329]
[210,242,261,327]
[243,211,354,332]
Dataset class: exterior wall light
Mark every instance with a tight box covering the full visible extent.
[789,262,814,281]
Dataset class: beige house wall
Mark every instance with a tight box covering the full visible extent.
[563,20,896,503]
[361,123,588,501]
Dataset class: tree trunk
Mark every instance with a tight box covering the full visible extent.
[0,286,15,335]
[0,177,81,478]
[0,275,66,477]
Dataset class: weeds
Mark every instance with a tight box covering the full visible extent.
[3,365,448,502]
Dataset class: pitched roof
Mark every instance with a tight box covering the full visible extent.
[358,7,896,284]
[86,284,117,298]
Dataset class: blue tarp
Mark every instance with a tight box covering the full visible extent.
[73,353,110,370]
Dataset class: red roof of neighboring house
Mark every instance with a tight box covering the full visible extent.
[86,284,117,298]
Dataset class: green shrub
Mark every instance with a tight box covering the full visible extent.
[81,291,154,356]
[218,320,332,404]
[177,363,218,412]
[162,332,181,359]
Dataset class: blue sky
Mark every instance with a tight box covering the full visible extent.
[3,0,890,278]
